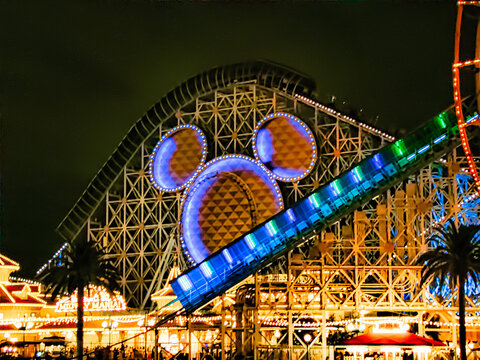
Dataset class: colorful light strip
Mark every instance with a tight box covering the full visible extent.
[453,58,480,68]
[308,193,320,209]
[199,262,213,278]
[178,276,193,291]
[457,1,480,6]
[245,234,257,250]
[433,134,447,144]
[352,167,363,182]
[222,249,233,264]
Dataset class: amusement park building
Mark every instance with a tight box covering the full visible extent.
[0,254,161,357]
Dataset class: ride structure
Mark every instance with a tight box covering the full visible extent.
[170,109,460,314]
[41,60,480,359]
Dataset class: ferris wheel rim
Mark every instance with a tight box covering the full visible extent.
[453,1,480,192]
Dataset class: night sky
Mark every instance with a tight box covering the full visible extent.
[0,1,462,277]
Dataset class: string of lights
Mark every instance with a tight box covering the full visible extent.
[457,1,480,5]
[36,242,68,276]
[8,277,41,286]
[453,3,480,193]
[251,112,317,182]
[294,94,395,142]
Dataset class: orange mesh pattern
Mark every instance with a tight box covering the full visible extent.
[266,116,314,172]
[168,128,203,185]
[195,169,281,255]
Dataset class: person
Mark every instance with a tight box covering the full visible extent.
[120,344,125,360]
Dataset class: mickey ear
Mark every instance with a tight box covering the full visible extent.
[148,125,207,192]
[252,112,317,182]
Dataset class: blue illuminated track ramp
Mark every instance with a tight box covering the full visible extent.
[169,110,460,315]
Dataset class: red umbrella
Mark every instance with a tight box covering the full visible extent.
[343,332,446,346]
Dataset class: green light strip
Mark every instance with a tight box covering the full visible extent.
[332,180,341,195]
[393,139,405,157]
[353,167,363,182]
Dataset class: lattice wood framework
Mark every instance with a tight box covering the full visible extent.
[218,156,480,360]
[55,63,478,326]
[43,62,480,360]
[84,78,396,309]
[88,81,476,313]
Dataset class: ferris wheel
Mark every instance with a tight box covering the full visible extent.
[453,1,480,192]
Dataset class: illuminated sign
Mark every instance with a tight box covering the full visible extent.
[55,286,126,313]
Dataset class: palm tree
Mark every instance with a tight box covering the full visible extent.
[36,238,120,360]
[416,219,480,360]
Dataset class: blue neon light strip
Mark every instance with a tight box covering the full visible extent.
[266,221,278,236]
[223,249,233,264]
[200,262,213,278]
[308,193,320,208]
[245,234,256,249]
[332,180,341,195]
[418,144,431,154]
[433,134,447,144]
[286,209,296,222]
[178,276,193,291]
[373,154,383,169]
[466,114,479,124]
[171,109,460,314]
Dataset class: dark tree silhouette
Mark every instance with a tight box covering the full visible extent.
[416,219,480,360]
[36,238,120,359]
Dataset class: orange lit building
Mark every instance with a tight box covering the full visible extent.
[0,254,154,356]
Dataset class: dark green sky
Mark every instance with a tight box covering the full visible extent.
[0,1,463,276]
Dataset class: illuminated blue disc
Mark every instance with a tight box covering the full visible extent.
[148,125,207,192]
[252,112,317,182]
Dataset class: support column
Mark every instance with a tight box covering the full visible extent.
[322,311,327,360]
[221,295,226,360]
[188,316,192,360]
[418,311,424,337]
[452,310,458,359]
[288,251,293,360]
[254,273,260,360]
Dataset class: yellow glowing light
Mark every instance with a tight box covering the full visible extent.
[55,285,126,313]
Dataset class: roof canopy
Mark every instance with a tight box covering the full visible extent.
[343,332,446,347]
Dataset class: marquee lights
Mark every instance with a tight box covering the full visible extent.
[294,94,395,142]
[453,3,480,193]
[8,277,40,286]
[148,124,208,192]
[251,112,317,182]
[55,285,126,313]
[36,242,68,276]
[457,1,480,6]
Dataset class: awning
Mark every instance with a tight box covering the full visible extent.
[343,332,446,346]
[40,336,67,346]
